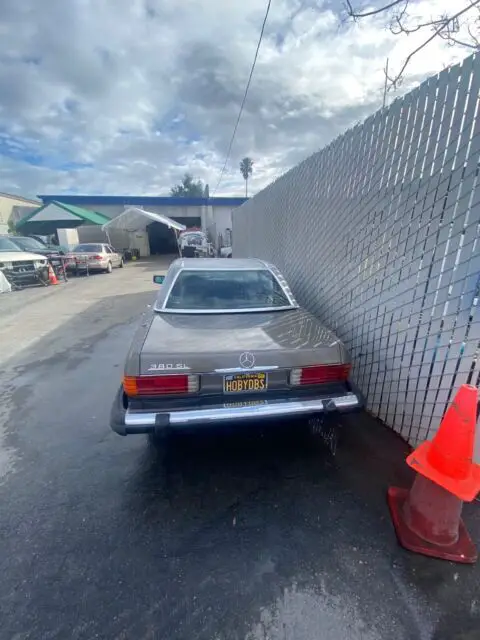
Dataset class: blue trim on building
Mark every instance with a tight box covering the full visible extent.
[37,195,248,207]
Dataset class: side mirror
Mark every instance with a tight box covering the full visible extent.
[153,275,165,285]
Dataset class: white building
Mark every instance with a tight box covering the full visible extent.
[0,192,41,235]
[35,195,247,256]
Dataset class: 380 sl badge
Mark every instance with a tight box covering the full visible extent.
[148,363,190,371]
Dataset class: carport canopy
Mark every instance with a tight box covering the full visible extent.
[102,207,187,233]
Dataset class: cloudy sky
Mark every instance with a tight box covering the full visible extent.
[0,0,475,199]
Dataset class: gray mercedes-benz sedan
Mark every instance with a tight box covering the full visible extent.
[110,258,363,439]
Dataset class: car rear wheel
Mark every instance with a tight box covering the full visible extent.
[105,261,113,274]
[119,257,124,268]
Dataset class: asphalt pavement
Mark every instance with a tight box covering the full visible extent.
[0,257,479,640]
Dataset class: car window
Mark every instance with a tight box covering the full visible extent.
[104,245,112,253]
[31,236,48,246]
[0,238,22,252]
[72,244,103,253]
[9,237,46,252]
[164,269,292,311]
[181,233,204,246]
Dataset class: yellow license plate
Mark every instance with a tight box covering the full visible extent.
[223,372,267,393]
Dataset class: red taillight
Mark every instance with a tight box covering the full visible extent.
[93,254,103,260]
[123,375,199,396]
[290,364,351,386]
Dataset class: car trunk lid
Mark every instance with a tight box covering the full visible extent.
[139,310,346,394]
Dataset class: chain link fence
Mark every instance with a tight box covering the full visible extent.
[233,54,480,445]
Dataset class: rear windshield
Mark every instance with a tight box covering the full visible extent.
[73,244,103,253]
[164,269,292,311]
[0,238,22,252]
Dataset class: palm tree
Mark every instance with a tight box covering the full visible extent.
[239,157,254,197]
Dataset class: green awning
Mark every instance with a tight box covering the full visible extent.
[16,201,111,235]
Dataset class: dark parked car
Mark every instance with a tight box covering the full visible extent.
[5,235,64,259]
[110,258,362,441]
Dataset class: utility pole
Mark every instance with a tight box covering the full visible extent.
[383,58,389,109]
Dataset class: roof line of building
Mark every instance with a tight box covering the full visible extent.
[16,200,111,229]
[0,192,41,205]
[38,195,249,207]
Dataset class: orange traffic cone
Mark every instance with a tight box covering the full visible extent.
[407,384,480,502]
[387,384,480,564]
[48,264,59,285]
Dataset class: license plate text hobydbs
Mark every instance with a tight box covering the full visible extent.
[224,372,267,393]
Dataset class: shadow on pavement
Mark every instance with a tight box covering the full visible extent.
[121,415,480,640]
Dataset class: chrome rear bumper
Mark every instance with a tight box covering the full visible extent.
[110,388,363,436]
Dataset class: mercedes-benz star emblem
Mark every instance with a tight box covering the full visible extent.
[239,352,255,369]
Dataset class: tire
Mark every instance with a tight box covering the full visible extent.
[105,261,113,274]
[119,258,124,268]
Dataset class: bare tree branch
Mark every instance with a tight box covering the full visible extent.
[468,22,480,46]
[389,1,410,32]
[345,0,480,89]
[441,35,478,49]
[386,1,480,89]
[390,15,454,37]
[345,0,407,19]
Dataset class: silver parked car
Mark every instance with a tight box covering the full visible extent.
[110,258,362,439]
[70,243,124,274]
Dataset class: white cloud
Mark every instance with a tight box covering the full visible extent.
[0,0,475,198]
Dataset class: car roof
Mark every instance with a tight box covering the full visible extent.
[170,258,268,270]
